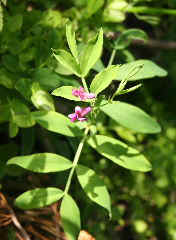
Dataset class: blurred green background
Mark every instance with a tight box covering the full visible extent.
[1,0,176,239]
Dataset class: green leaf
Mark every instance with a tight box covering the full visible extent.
[31,82,55,111]
[90,65,119,94]
[101,101,161,133]
[33,68,79,91]
[2,54,20,73]
[51,86,93,102]
[1,0,7,5]
[103,1,127,23]
[52,86,80,101]
[53,50,81,77]
[15,78,32,100]
[93,59,105,72]
[86,0,104,18]
[116,60,167,81]
[10,99,35,128]
[114,29,148,50]
[32,111,83,137]
[76,164,111,217]
[0,68,14,89]
[87,135,152,172]
[9,122,19,138]
[60,194,81,240]
[7,153,72,173]
[0,4,3,32]
[66,23,79,63]
[0,104,11,123]
[6,14,23,32]
[15,188,63,210]
[80,28,103,77]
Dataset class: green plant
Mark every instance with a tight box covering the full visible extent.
[6,24,167,240]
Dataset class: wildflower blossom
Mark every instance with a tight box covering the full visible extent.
[68,106,92,122]
[72,87,96,101]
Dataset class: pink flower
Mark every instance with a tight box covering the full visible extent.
[72,87,96,101]
[68,106,92,122]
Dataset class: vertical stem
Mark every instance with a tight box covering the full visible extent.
[107,49,117,67]
[64,127,89,195]
[81,77,89,93]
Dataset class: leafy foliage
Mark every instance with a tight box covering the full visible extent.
[0,0,175,239]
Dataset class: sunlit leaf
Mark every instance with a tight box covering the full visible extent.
[80,28,103,77]
[31,82,55,111]
[10,99,35,128]
[7,153,72,173]
[88,135,152,172]
[114,29,148,50]
[53,50,81,77]
[90,65,119,94]
[76,164,111,217]
[101,101,161,133]
[86,0,104,18]
[52,86,80,101]
[66,23,79,63]
[32,111,83,137]
[116,60,167,81]
[15,188,64,209]
[61,194,81,240]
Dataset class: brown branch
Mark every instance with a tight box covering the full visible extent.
[51,202,62,240]
[26,225,54,240]
[0,192,31,240]
[132,38,176,49]
[105,32,176,49]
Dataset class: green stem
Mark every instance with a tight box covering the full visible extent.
[81,77,89,93]
[64,127,89,195]
[127,6,176,16]
[108,49,117,67]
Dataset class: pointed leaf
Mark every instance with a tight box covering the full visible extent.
[86,0,104,18]
[93,59,105,72]
[52,86,92,102]
[116,60,167,81]
[15,188,63,210]
[80,28,103,77]
[52,86,80,101]
[7,153,72,173]
[53,50,80,77]
[61,194,81,240]
[10,99,35,128]
[66,23,79,63]
[88,135,152,172]
[76,164,111,216]
[32,111,83,137]
[101,101,161,133]
[114,29,148,50]
[90,65,119,94]
[31,82,55,111]
[32,68,79,91]
[9,122,19,138]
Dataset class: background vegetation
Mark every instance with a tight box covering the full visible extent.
[1,0,176,239]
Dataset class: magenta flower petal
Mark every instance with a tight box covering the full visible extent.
[78,117,87,122]
[75,106,82,114]
[86,93,96,99]
[68,106,92,122]
[68,113,76,118]
[68,113,77,122]
[72,86,95,101]
[72,89,79,97]
[79,87,84,92]
[80,107,92,117]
